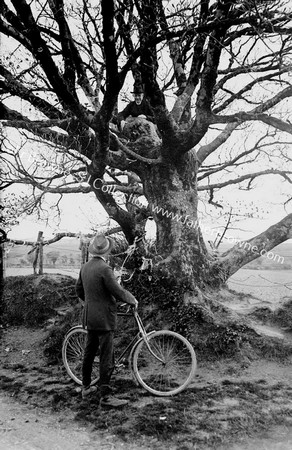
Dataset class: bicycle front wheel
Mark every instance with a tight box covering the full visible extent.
[132,330,197,396]
[62,327,99,386]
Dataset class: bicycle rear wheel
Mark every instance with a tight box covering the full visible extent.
[132,330,197,396]
[62,326,99,385]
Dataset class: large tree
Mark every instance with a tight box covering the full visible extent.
[1,0,292,298]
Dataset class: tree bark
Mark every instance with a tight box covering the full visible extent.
[142,152,211,290]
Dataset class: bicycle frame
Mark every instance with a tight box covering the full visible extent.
[114,309,149,367]
[115,309,164,367]
[132,310,164,363]
[114,313,141,368]
[64,309,163,380]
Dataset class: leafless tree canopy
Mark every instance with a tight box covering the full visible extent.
[1,0,292,283]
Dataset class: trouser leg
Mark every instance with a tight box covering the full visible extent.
[99,331,115,397]
[82,330,100,388]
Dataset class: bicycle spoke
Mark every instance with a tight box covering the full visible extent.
[133,330,196,396]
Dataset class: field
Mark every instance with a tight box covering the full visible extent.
[228,269,292,301]
[5,267,80,278]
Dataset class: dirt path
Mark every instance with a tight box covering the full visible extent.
[0,392,150,450]
[0,392,93,450]
[221,428,292,450]
[1,390,292,450]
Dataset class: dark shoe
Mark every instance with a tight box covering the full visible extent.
[100,395,128,408]
[82,385,97,399]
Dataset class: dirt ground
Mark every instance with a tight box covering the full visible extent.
[0,390,157,450]
[1,273,292,449]
[1,324,292,450]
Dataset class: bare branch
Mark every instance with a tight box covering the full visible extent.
[216,213,292,278]
[198,169,292,191]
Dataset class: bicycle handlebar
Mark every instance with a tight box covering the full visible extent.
[118,304,138,317]
[119,303,138,312]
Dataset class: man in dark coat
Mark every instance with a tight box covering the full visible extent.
[76,234,138,407]
[116,84,155,131]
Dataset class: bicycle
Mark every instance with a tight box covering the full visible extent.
[62,306,197,397]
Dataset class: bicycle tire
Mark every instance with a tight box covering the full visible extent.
[132,330,197,396]
[62,326,99,386]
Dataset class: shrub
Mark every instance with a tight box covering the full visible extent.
[2,274,77,327]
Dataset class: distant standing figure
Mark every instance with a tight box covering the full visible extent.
[117,84,155,132]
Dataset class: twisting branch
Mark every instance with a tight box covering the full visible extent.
[198,169,292,191]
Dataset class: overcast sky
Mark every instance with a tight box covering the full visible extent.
[7,179,292,245]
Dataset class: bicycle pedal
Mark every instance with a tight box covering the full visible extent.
[116,363,125,370]
[116,358,129,369]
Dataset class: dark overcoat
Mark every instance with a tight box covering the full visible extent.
[76,257,135,331]
[118,99,155,123]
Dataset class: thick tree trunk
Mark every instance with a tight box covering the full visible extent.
[142,152,212,290]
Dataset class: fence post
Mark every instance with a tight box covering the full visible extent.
[33,231,43,275]
[39,233,44,275]
[79,235,90,265]
[0,230,6,309]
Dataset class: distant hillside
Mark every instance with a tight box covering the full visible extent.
[5,237,81,268]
